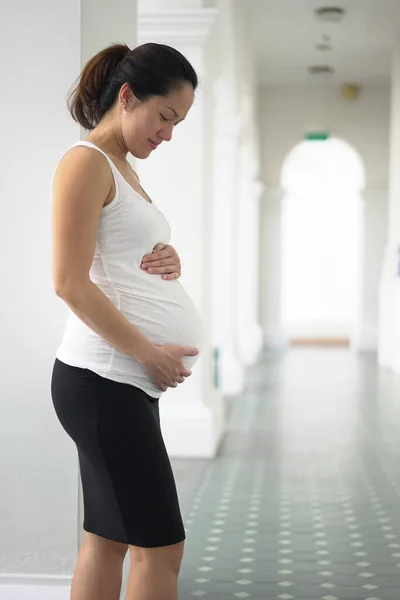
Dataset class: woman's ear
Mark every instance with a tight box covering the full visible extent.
[119,83,136,109]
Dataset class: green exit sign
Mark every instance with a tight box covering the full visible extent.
[305,132,330,141]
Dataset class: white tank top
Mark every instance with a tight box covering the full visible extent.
[54,141,203,397]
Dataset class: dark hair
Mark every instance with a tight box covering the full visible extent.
[67,42,198,130]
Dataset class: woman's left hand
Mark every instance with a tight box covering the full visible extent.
[141,244,181,280]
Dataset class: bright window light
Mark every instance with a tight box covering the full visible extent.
[280,138,365,341]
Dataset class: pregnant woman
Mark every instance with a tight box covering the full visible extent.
[51,42,203,600]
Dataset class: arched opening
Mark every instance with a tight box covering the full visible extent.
[280,137,365,347]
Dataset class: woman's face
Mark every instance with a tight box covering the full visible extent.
[120,83,194,159]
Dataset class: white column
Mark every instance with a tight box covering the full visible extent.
[378,36,400,369]
[235,137,265,365]
[137,4,225,458]
[260,187,289,349]
[349,191,367,352]
[210,74,245,396]
[353,189,388,353]
[229,15,264,366]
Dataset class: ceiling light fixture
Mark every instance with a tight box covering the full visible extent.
[308,65,335,76]
[316,43,332,51]
[315,7,346,22]
[341,83,361,101]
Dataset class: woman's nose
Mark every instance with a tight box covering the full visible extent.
[160,125,173,142]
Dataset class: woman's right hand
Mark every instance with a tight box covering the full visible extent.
[143,344,199,392]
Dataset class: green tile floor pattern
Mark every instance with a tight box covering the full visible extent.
[178,349,400,599]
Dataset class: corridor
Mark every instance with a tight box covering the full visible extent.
[177,349,400,599]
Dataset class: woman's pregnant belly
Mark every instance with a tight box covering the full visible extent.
[118,277,203,369]
[56,274,203,397]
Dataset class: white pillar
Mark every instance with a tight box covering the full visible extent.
[235,137,265,365]
[353,188,388,353]
[260,187,289,349]
[0,2,136,598]
[350,191,367,352]
[210,73,245,396]
[230,11,264,366]
[378,36,400,369]
[208,1,246,395]
[137,3,225,458]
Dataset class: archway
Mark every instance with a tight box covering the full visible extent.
[280,137,365,347]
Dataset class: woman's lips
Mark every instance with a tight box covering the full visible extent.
[148,140,158,150]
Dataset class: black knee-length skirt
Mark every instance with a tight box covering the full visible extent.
[51,359,185,548]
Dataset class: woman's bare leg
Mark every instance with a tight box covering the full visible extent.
[126,541,184,600]
[70,531,128,600]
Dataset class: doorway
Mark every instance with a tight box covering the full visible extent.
[280,137,365,347]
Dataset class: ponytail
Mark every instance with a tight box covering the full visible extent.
[67,43,130,130]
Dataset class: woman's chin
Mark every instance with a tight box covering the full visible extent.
[131,148,152,160]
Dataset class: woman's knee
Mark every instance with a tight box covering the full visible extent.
[129,540,185,574]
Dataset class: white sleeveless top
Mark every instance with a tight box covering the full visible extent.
[54,141,203,397]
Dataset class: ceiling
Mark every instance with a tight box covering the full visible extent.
[247,0,400,85]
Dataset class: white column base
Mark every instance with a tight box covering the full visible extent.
[220,351,245,396]
[351,325,378,353]
[238,323,264,366]
[378,292,394,369]
[160,399,225,458]
[264,324,289,350]
[378,278,400,371]
[249,323,264,363]
[377,244,400,369]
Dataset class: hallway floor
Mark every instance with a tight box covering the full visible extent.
[175,348,400,600]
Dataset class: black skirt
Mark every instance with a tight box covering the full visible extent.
[51,359,185,548]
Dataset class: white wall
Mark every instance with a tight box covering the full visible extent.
[0,0,136,597]
[259,83,390,350]
[0,0,81,588]
[260,84,390,189]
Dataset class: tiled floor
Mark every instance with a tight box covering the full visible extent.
[175,348,400,600]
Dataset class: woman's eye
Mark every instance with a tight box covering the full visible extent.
[160,114,168,122]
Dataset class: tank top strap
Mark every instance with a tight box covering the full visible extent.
[72,141,119,176]
[67,141,122,210]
